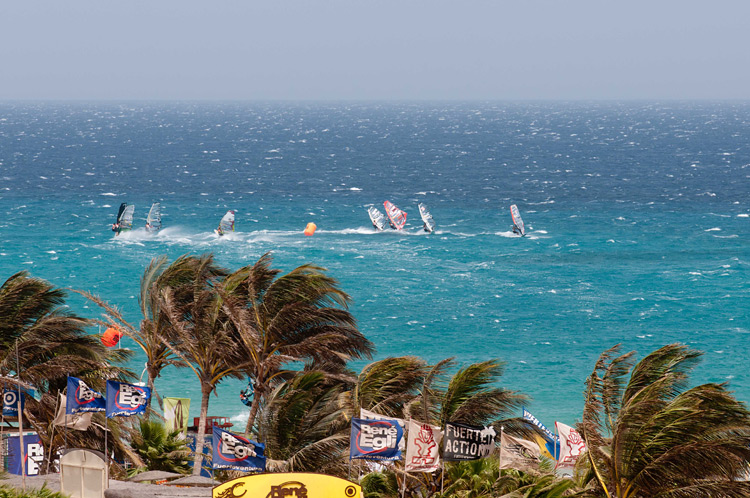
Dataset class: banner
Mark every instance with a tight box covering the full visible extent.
[164,397,191,433]
[211,426,266,472]
[522,408,560,458]
[66,377,106,414]
[555,422,586,470]
[106,380,151,418]
[53,393,92,430]
[186,432,213,478]
[6,434,43,476]
[405,420,442,472]
[349,417,403,461]
[212,473,361,498]
[2,389,24,417]
[360,408,406,450]
[499,432,541,470]
[443,422,496,461]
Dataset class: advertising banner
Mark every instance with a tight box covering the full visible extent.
[404,420,442,472]
[349,417,403,461]
[66,377,106,414]
[105,380,151,417]
[6,434,43,476]
[443,422,496,461]
[212,473,361,498]
[211,426,266,472]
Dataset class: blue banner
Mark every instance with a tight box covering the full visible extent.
[2,389,25,417]
[105,380,151,418]
[186,432,213,477]
[350,417,403,461]
[522,407,560,458]
[6,434,43,476]
[66,377,106,414]
[211,426,266,472]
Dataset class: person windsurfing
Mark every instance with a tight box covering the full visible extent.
[112,203,127,235]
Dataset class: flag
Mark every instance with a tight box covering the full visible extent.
[360,408,406,451]
[499,432,541,470]
[555,422,586,470]
[405,420,442,472]
[350,417,403,461]
[522,408,560,458]
[105,380,151,418]
[53,393,92,430]
[211,426,265,472]
[443,422,496,461]
[66,377,106,414]
[2,389,24,417]
[164,397,191,433]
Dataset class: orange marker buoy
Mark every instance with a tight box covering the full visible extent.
[101,327,123,347]
[304,222,317,236]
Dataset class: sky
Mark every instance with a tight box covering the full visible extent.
[1,0,749,101]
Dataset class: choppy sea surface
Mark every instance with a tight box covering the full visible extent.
[0,101,747,430]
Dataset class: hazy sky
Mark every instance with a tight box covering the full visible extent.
[1,0,749,100]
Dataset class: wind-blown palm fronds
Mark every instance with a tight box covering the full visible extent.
[259,371,349,474]
[581,343,750,497]
[218,252,374,436]
[341,356,428,419]
[75,254,227,394]
[129,419,191,474]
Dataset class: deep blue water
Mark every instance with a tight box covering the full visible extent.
[0,101,748,430]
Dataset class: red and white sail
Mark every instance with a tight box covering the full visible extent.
[384,201,407,230]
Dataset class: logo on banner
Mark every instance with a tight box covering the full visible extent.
[67,377,106,414]
[560,429,585,465]
[267,481,308,498]
[2,390,24,417]
[411,424,438,467]
[218,431,259,462]
[350,418,403,461]
[106,380,150,417]
[212,426,265,471]
[443,423,496,461]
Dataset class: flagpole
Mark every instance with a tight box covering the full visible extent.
[16,340,26,491]
[104,415,109,486]
[440,461,445,495]
[499,425,504,470]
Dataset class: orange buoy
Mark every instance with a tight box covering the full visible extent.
[101,327,123,347]
[304,222,317,236]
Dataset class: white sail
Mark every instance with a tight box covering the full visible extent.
[146,203,161,232]
[368,207,388,231]
[510,204,525,237]
[119,204,135,232]
[418,203,436,233]
[215,210,235,236]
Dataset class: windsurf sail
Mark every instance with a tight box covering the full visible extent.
[113,204,135,235]
[384,201,407,230]
[215,210,235,236]
[368,207,388,231]
[510,204,525,237]
[146,202,161,232]
[418,203,436,233]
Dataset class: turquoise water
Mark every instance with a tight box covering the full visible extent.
[0,101,747,430]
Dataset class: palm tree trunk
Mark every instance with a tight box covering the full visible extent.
[244,390,261,437]
[192,383,211,475]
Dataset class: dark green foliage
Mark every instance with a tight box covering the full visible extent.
[0,484,68,498]
[361,471,399,498]
[129,419,191,475]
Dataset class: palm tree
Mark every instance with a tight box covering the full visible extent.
[259,371,350,474]
[0,271,132,392]
[581,343,750,497]
[341,356,428,419]
[410,359,531,435]
[218,252,375,436]
[158,256,254,475]
[0,271,136,475]
[129,419,191,475]
[75,254,227,393]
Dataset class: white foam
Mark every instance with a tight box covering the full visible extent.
[100,192,117,196]
[705,227,721,232]
[738,214,749,218]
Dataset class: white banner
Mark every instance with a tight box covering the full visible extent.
[404,420,442,473]
[499,432,540,470]
[555,422,586,470]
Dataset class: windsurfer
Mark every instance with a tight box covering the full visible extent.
[111,223,120,233]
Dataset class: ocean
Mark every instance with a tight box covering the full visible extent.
[0,101,747,430]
